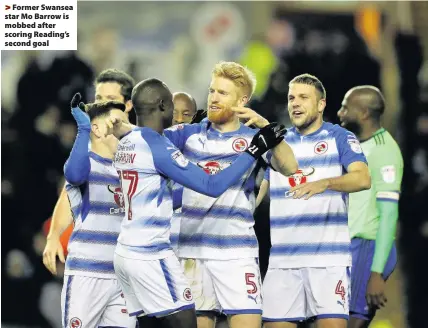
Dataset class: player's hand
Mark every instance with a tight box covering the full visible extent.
[104,112,123,136]
[104,111,133,138]
[245,122,286,159]
[289,179,329,200]
[42,237,65,275]
[191,109,207,124]
[366,272,387,309]
[70,93,90,130]
[231,106,269,128]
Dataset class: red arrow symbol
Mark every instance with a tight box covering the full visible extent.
[5,5,11,10]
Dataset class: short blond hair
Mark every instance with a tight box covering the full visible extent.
[212,61,257,99]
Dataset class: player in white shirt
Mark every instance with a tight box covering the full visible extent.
[163,61,298,328]
[105,78,286,328]
[260,74,371,328]
[43,68,135,276]
[62,99,136,328]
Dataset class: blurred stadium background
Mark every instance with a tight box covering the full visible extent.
[2,1,428,327]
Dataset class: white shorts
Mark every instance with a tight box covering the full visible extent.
[114,253,194,317]
[262,267,350,322]
[61,275,136,328]
[181,258,262,315]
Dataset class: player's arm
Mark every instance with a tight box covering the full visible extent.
[366,150,403,308]
[146,124,284,198]
[317,130,371,193]
[323,161,371,193]
[63,93,91,185]
[328,130,371,192]
[43,185,72,275]
[231,106,298,176]
[290,130,370,199]
[270,141,298,176]
[256,169,270,208]
[163,123,193,151]
[371,152,403,274]
[148,135,256,198]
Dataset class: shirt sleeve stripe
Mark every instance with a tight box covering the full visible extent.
[376,191,400,201]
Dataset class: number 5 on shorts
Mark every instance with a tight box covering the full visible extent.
[246,273,257,294]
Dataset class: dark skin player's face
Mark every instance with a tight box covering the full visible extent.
[172,98,196,125]
[337,91,363,134]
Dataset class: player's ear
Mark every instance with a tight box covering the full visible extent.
[361,107,370,120]
[159,100,165,112]
[239,95,248,107]
[317,98,326,113]
[124,100,133,113]
[91,122,103,139]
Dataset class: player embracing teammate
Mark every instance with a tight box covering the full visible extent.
[45,63,405,328]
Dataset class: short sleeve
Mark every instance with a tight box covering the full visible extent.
[369,148,403,194]
[334,128,367,170]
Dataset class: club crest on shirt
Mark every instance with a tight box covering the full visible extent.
[69,317,82,328]
[183,287,193,301]
[232,138,248,152]
[288,167,315,187]
[197,161,231,175]
[381,165,396,183]
[314,141,328,155]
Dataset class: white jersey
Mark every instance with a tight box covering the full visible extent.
[114,128,175,260]
[113,126,257,261]
[164,120,261,260]
[66,152,124,279]
[266,122,367,268]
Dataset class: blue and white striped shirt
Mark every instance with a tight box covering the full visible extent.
[266,122,367,268]
[164,120,262,260]
[65,152,124,278]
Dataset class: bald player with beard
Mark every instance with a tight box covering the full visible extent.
[337,86,403,328]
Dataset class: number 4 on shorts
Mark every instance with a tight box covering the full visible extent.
[335,280,346,301]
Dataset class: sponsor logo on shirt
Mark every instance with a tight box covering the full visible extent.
[197,161,231,175]
[107,185,125,214]
[288,168,315,187]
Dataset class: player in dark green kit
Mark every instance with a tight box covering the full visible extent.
[337,86,404,328]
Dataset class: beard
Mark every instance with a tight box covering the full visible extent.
[208,106,235,125]
[290,113,317,132]
[342,120,361,135]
